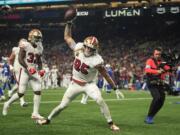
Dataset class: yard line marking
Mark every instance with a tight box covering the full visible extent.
[15,89,150,95]
[0,96,179,105]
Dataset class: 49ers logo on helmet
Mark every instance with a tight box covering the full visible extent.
[84,36,99,50]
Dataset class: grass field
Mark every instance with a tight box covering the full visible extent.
[0,88,180,135]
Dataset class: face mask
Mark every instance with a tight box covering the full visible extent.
[83,45,96,57]
[32,36,42,45]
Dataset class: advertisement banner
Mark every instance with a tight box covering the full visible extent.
[104,8,142,18]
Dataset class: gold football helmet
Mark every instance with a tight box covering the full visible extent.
[28,29,42,45]
[83,36,99,57]
[84,36,99,50]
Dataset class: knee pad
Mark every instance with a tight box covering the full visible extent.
[17,92,24,98]
[34,91,41,95]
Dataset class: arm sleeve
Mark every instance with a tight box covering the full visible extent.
[74,42,83,51]
[19,39,28,51]
[144,59,159,74]
[93,55,104,67]
[74,42,83,56]
[69,42,77,50]
[12,47,16,53]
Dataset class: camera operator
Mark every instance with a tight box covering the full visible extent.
[144,47,170,124]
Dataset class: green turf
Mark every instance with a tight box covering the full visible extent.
[0,88,180,135]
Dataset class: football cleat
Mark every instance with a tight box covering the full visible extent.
[110,123,120,131]
[31,113,44,120]
[20,102,28,107]
[144,116,154,124]
[1,95,6,101]
[37,119,50,125]
[2,102,9,116]
[80,100,87,105]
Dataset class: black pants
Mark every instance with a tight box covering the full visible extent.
[147,84,166,117]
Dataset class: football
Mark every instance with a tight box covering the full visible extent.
[64,6,77,21]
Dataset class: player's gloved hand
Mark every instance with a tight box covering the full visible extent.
[66,16,77,24]
[113,87,117,91]
[38,70,45,77]
[9,65,14,71]
[28,67,36,75]
[113,87,125,100]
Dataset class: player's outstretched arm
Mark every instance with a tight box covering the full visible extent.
[97,64,124,99]
[96,64,116,89]
[64,22,76,50]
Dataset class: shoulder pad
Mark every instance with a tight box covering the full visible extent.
[19,39,28,49]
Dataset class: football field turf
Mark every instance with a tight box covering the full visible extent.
[0,88,180,135]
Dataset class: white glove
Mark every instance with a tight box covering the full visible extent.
[115,89,125,100]
[9,65,14,71]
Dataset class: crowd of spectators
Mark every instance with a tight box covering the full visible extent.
[0,18,179,90]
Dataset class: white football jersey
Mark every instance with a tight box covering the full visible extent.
[51,68,58,78]
[19,39,43,69]
[43,67,50,74]
[12,47,21,70]
[72,43,104,83]
[43,66,50,79]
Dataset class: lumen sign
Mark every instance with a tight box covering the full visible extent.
[104,9,141,17]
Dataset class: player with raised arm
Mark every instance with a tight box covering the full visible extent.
[3,29,45,120]
[37,14,120,131]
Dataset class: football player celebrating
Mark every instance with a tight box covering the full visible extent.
[7,38,28,107]
[3,29,45,120]
[37,22,120,131]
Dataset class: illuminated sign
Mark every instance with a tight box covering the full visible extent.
[104,9,142,17]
